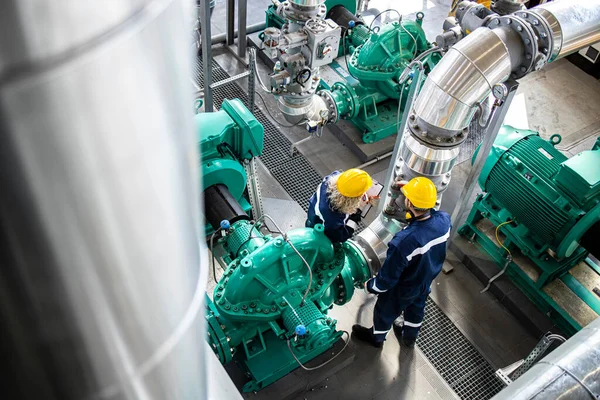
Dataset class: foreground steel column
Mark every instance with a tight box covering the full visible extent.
[0,0,208,399]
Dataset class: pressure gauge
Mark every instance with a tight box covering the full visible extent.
[492,83,508,100]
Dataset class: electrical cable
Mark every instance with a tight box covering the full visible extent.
[287,330,350,371]
[368,9,402,32]
[295,68,311,85]
[495,220,513,255]
[547,334,566,343]
[250,48,272,93]
[398,16,419,58]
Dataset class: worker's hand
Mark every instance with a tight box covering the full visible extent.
[368,195,380,207]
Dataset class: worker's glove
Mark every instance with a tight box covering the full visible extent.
[346,210,361,230]
[348,211,362,223]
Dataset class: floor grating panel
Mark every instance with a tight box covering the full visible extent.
[197,56,506,400]
[418,298,507,399]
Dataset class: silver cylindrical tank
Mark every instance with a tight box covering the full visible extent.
[0,0,208,399]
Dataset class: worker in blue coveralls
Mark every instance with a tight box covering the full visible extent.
[306,168,375,243]
[352,177,451,348]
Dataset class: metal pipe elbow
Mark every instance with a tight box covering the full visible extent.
[414,27,513,132]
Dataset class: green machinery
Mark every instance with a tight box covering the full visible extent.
[460,126,600,335]
[198,98,264,236]
[205,222,371,392]
[199,98,373,392]
[263,2,440,143]
[318,13,440,143]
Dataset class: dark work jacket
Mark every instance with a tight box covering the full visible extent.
[366,210,452,299]
[306,171,357,243]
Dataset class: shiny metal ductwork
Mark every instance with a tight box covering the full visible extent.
[356,0,600,275]
[0,0,215,399]
[491,317,600,400]
[392,0,600,214]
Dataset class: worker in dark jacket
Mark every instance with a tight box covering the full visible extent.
[306,169,374,243]
[352,177,451,348]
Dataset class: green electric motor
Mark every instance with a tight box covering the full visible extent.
[197,99,264,236]
[460,126,600,333]
[205,221,371,392]
[474,127,600,260]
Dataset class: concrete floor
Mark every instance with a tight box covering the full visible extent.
[203,0,600,399]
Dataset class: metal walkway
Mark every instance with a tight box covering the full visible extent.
[196,56,506,400]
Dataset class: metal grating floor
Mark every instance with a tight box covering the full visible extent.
[196,56,505,399]
[418,298,506,399]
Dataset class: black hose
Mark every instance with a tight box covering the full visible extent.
[295,68,311,85]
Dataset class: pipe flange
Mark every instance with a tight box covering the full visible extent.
[491,15,538,79]
[331,82,360,119]
[407,112,469,148]
[282,2,326,22]
[318,90,339,123]
[518,10,554,70]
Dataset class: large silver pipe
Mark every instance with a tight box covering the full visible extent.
[413,27,514,132]
[0,0,208,399]
[530,0,600,61]
[414,0,600,135]
[492,317,600,400]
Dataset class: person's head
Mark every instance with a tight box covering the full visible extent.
[327,169,373,214]
[401,177,437,218]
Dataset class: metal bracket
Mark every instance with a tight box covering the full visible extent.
[496,332,563,385]
[289,135,314,156]
[244,157,264,221]
[449,80,519,243]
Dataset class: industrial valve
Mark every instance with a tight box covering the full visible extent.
[261,0,341,130]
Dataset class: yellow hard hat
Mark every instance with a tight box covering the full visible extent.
[401,177,437,209]
[336,169,373,198]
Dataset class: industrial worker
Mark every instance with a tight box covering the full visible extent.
[306,168,374,243]
[352,177,451,348]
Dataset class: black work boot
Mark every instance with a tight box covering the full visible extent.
[352,325,383,348]
[401,337,416,348]
[393,319,416,348]
[392,319,403,338]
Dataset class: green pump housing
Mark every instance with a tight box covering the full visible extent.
[262,3,440,143]
[197,99,264,236]
[460,126,600,334]
[205,221,371,392]
[321,15,440,143]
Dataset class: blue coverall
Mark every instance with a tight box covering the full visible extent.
[366,210,451,342]
[306,171,358,243]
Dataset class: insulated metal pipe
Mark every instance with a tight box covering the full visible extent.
[491,317,600,400]
[0,0,208,399]
[414,27,513,132]
[530,0,600,61]
[414,0,600,135]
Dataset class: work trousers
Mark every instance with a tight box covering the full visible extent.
[372,290,428,342]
